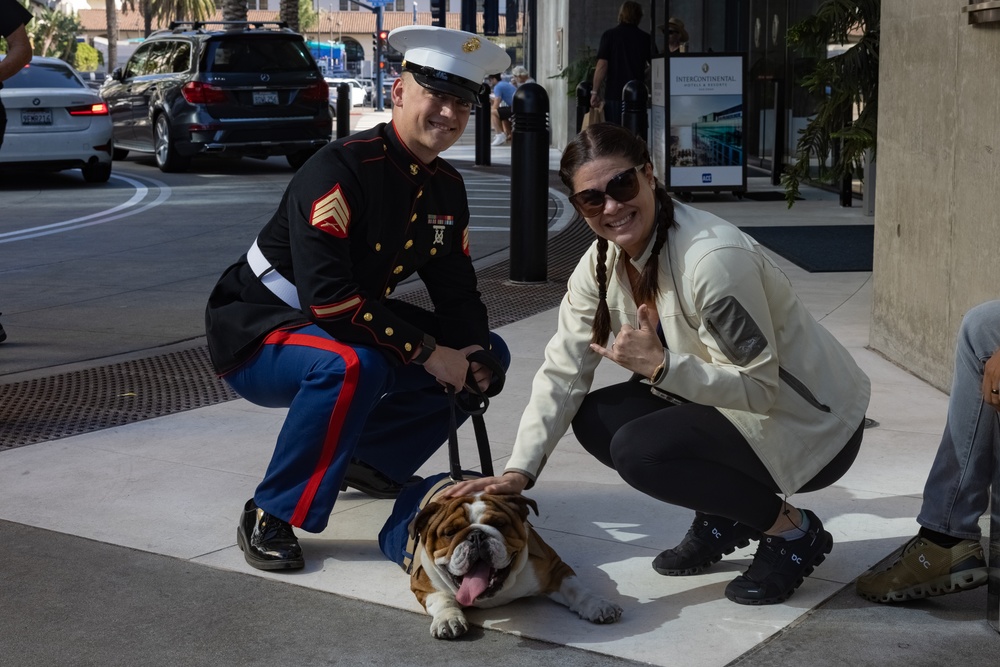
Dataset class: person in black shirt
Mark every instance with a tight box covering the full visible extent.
[590,1,651,126]
[206,26,511,571]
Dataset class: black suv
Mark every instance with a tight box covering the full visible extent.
[101,21,331,172]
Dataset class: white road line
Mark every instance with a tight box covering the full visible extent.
[0,173,172,244]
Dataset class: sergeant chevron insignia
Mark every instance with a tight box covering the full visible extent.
[311,184,350,238]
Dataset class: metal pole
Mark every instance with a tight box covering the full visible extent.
[525,0,537,78]
[475,88,491,166]
[509,82,549,283]
[575,80,592,134]
[621,80,647,142]
[771,78,786,186]
[336,83,351,138]
[375,6,384,111]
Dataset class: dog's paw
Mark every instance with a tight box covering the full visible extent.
[578,597,623,624]
[429,610,469,639]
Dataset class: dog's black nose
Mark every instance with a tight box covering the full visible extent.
[469,530,491,558]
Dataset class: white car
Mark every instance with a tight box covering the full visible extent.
[325,77,366,108]
[0,56,113,183]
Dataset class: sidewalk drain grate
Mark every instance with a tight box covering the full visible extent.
[0,216,593,451]
[0,347,240,450]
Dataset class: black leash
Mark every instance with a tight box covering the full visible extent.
[446,349,505,482]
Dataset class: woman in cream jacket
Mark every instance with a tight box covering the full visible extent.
[448,123,870,606]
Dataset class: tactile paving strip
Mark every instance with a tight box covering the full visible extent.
[0,216,593,450]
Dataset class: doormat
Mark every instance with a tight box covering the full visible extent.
[742,191,801,202]
[739,225,874,273]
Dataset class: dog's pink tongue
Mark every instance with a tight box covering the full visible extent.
[455,561,491,607]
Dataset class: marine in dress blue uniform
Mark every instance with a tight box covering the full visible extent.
[205,26,511,570]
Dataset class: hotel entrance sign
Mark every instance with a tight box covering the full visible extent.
[667,54,747,193]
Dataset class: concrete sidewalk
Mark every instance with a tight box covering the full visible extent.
[1,108,998,666]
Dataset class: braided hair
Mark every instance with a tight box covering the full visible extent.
[559,123,676,345]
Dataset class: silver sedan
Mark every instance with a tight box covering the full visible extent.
[0,55,113,183]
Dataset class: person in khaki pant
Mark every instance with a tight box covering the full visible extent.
[857,300,999,603]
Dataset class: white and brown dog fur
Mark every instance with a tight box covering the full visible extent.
[409,491,623,639]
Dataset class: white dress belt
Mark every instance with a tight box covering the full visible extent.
[246,239,301,310]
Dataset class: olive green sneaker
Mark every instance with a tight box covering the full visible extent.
[856,535,988,603]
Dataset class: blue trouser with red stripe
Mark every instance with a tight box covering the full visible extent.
[223,325,510,533]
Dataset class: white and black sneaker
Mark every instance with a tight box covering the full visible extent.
[725,509,833,605]
[653,512,760,576]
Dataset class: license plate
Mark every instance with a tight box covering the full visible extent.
[252,91,279,105]
[21,109,53,125]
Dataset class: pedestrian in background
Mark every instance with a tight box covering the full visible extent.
[590,1,651,126]
[488,72,515,146]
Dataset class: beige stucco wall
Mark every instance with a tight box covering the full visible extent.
[871,0,1000,391]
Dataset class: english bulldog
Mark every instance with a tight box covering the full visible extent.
[408,492,623,639]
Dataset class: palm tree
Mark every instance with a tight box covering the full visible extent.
[152,0,216,25]
[782,0,880,207]
[121,0,155,38]
[105,0,118,73]
[280,0,301,33]
[221,0,249,23]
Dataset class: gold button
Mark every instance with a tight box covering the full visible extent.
[393,265,403,274]
[385,287,392,296]
[375,243,382,251]
[404,342,413,352]
[429,248,437,256]
[410,213,417,222]
[363,313,372,321]
[404,240,413,249]
[417,190,423,198]
[385,327,394,336]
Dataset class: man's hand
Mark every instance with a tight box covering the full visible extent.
[421,344,471,391]
[440,471,529,498]
[982,347,1000,411]
[458,344,492,392]
[590,304,664,378]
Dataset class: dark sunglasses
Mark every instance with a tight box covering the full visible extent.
[569,166,644,217]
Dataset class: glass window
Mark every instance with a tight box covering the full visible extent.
[2,61,84,89]
[170,42,192,73]
[143,41,176,75]
[124,44,152,79]
[205,37,315,74]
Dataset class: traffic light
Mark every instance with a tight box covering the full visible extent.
[483,0,499,36]
[505,0,519,36]
[430,0,445,28]
[372,32,378,49]
[378,30,388,49]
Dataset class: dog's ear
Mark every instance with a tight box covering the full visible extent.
[502,494,538,519]
[410,501,442,538]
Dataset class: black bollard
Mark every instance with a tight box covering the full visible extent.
[621,80,648,142]
[475,88,491,166]
[509,82,549,284]
[575,80,592,134]
[336,83,351,139]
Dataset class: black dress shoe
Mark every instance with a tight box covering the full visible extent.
[236,499,304,571]
[340,459,421,499]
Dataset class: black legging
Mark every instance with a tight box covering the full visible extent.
[571,379,865,531]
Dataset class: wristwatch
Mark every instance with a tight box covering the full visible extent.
[649,362,666,384]
[411,334,437,365]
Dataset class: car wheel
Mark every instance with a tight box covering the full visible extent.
[81,162,112,183]
[154,115,190,173]
[286,148,317,170]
